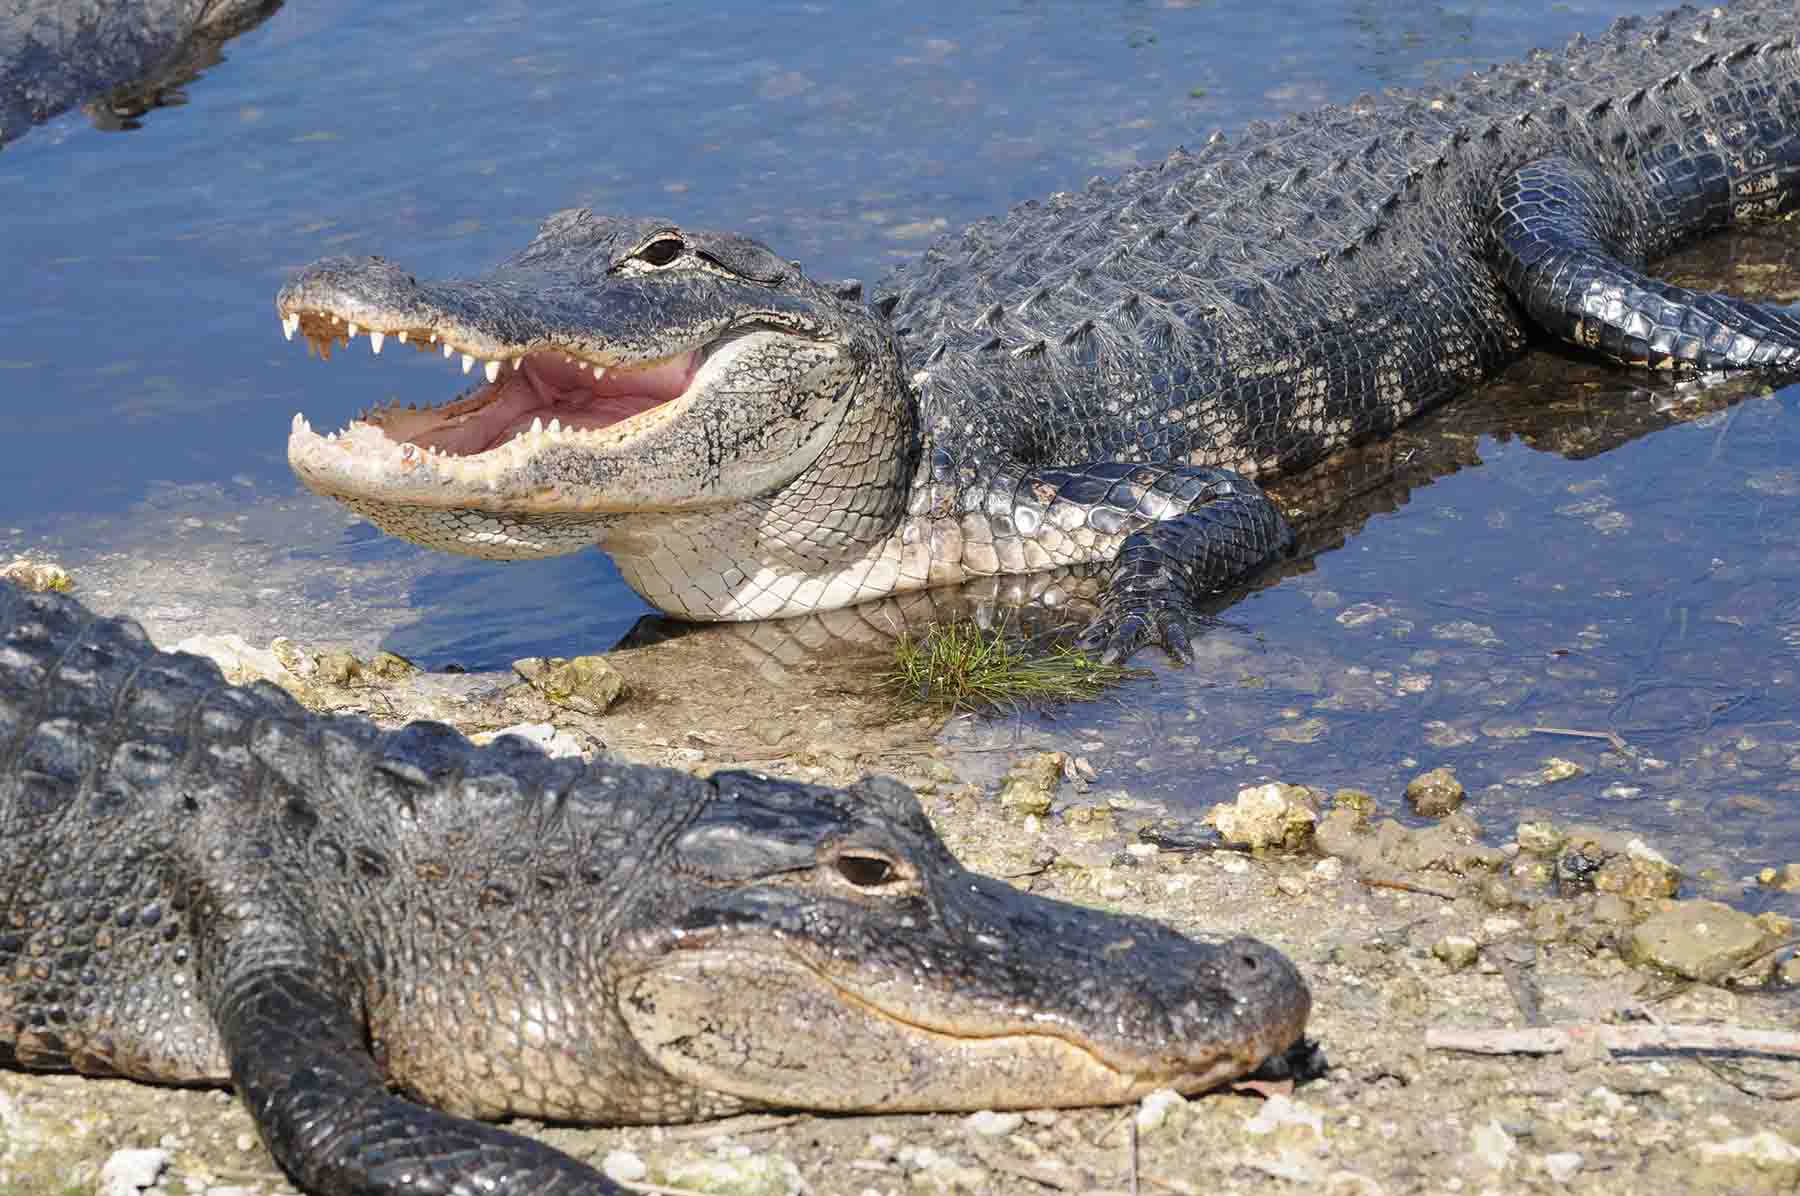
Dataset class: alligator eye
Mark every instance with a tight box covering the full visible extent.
[637,236,684,267]
[835,853,895,888]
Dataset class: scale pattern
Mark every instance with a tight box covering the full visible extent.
[0,581,1308,1195]
[277,2,1800,659]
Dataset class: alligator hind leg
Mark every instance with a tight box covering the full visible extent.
[1492,155,1800,370]
[209,964,616,1195]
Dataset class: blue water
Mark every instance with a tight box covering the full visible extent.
[3,0,1615,519]
[3,1,1795,906]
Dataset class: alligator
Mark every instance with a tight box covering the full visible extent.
[276,1,1800,663]
[0,0,281,148]
[0,579,1309,1196]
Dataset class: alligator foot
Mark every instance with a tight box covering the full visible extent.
[1059,467,1292,664]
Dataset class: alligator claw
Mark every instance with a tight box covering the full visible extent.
[1077,605,1194,666]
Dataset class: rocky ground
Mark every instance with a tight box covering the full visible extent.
[2,564,1797,1196]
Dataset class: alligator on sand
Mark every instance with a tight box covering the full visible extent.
[280,0,1800,663]
[0,581,1309,1196]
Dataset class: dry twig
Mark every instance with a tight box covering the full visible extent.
[1427,1022,1800,1058]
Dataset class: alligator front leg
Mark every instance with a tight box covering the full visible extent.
[1492,155,1800,370]
[210,965,616,1196]
[976,463,1292,663]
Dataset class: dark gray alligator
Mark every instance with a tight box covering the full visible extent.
[0,580,1310,1196]
[0,0,281,148]
[277,1,1800,662]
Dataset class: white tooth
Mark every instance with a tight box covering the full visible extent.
[370,331,385,354]
[443,342,453,358]
[593,365,606,380]
[282,314,299,341]
[511,358,522,370]
[461,354,475,374]
[347,322,359,338]
[327,431,337,441]
[429,332,438,343]
[331,315,341,325]
[397,331,409,343]
[530,416,543,436]
[547,417,562,435]
[484,360,500,383]
[291,412,305,432]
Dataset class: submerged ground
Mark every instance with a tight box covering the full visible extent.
[0,1,1796,1192]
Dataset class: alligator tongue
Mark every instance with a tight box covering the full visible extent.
[377,350,698,455]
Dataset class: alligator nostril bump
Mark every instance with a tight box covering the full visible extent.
[1240,953,1260,971]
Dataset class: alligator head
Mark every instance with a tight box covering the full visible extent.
[278,210,916,575]
[604,773,1310,1113]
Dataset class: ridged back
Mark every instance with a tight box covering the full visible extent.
[879,2,1800,478]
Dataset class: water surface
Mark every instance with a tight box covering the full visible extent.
[3,0,1794,913]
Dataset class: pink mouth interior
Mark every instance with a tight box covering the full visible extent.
[371,349,701,455]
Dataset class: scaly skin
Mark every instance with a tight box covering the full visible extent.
[0,580,1309,1196]
[279,2,1800,662]
[0,0,283,146]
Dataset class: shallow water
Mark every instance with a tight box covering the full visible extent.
[2,1,1795,910]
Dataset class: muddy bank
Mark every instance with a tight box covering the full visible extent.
[2,584,1795,1196]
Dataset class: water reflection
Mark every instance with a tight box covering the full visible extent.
[0,0,282,147]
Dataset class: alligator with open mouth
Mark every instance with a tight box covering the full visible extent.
[279,1,1800,662]
[0,580,1309,1196]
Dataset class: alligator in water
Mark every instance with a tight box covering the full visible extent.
[277,1,1800,662]
[0,0,282,147]
[0,580,1309,1196]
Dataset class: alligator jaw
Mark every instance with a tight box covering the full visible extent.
[617,932,1310,1111]
[280,303,723,507]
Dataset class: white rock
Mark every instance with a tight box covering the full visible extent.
[965,1110,1023,1136]
[601,1149,647,1184]
[98,1148,170,1196]
[1470,1120,1516,1172]
[1136,1088,1186,1132]
[1541,1151,1584,1182]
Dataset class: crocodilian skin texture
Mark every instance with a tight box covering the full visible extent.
[0,581,1310,1196]
[0,0,284,147]
[280,1,1800,662]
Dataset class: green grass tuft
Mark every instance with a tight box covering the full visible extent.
[879,621,1143,715]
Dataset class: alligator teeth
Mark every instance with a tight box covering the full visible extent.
[529,416,544,437]
[291,412,309,433]
[547,417,562,435]
[429,333,438,344]
[593,365,606,380]
[370,331,385,354]
[461,354,475,375]
[484,360,501,383]
[347,322,359,339]
[512,358,522,370]
[331,315,341,326]
[442,342,453,358]
[397,330,409,344]
[281,314,299,341]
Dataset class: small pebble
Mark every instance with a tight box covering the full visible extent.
[1136,1089,1186,1132]
[98,1149,170,1196]
[966,1110,1024,1136]
[1542,1151,1584,1182]
[601,1149,647,1184]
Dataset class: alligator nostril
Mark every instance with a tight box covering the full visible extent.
[1240,953,1261,971]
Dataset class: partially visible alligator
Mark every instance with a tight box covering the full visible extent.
[278,1,1800,663]
[0,0,281,147]
[0,581,1309,1196]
